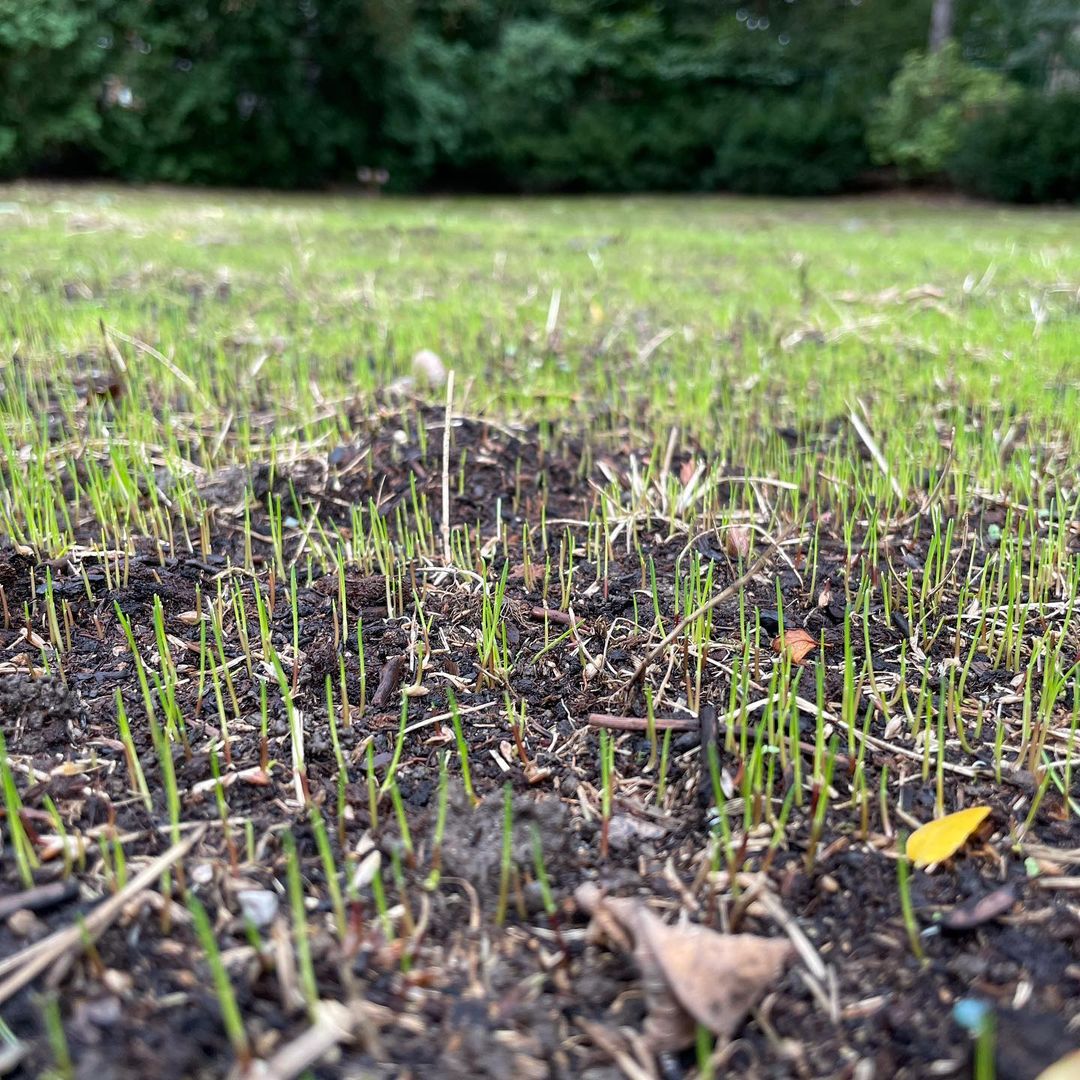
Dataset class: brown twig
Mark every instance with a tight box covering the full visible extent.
[591,707,854,771]
[529,606,580,628]
[588,713,696,733]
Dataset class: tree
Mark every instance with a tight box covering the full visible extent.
[929,0,954,52]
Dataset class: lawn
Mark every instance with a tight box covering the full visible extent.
[0,184,1078,1079]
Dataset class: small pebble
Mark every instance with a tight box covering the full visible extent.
[76,995,122,1028]
[102,968,134,996]
[6,909,46,938]
[191,862,214,885]
[237,889,279,928]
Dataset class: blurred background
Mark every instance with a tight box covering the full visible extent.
[1,0,1077,203]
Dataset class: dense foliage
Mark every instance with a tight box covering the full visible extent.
[868,45,1020,181]
[0,0,1075,199]
[948,91,1080,203]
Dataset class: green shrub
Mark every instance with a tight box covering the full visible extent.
[869,44,1020,180]
[707,95,869,196]
[92,2,366,187]
[0,0,105,176]
[380,32,477,190]
[949,91,1080,203]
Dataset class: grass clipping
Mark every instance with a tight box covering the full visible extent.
[576,883,792,1052]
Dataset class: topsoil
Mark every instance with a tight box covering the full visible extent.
[0,404,1078,1079]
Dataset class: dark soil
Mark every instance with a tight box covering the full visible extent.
[1,405,1078,1079]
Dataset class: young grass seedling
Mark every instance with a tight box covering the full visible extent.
[188,895,252,1069]
[495,782,514,926]
[448,688,478,806]
[283,832,319,1018]
[896,832,926,964]
[0,728,37,887]
[309,802,347,941]
[424,751,450,890]
[530,823,557,919]
[598,728,615,859]
[38,992,73,1080]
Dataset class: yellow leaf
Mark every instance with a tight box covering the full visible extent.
[1036,1050,1080,1080]
[906,806,991,867]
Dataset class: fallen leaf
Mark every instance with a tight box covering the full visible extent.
[940,884,1017,931]
[772,627,818,665]
[906,806,992,867]
[1037,1050,1080,1079]
[575,883,791,1052]
[723,526,751,559]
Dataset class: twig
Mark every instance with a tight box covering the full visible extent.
[755,888,827,982]
[0,880,77,922]
[106,325,207,403]
[575,1017,658,1080]
[588,713,696,733]
[889,428,957,529]
[529,606,580,628]
[441,369,455,564]
[848,404,903,500]
[595,700,856,770]
[621,534,787,694]
[0,826,205,1004]
[254,1000,374,1080]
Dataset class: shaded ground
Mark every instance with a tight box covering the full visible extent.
[1,403,1078,1079]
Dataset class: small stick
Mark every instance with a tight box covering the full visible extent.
[441,369,455,565]
[621,534,787,694]
[575,1017,657,1080]
[529,606,580,628]
[591,706,855,771]
[889,428,957,529]
[258,1000,361,1080]
[0,826,205,1004]
[755,887,828,982]
[588,713,696,733]
[849,404,903,500]
[106,325,206,402]
[0,880,78,922]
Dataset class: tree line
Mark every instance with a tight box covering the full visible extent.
[1,0,1076,201]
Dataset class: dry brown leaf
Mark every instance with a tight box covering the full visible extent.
[723,526,751,559]
[576,884,792,1052]
[771,627,818,665]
